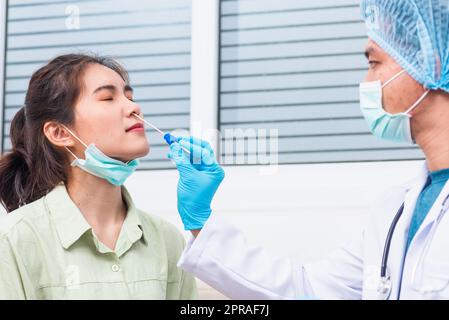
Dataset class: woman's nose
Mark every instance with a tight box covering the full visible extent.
[125,99,142,117]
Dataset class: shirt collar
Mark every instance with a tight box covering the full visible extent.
[429,167,449,183]
[45,183,146,253]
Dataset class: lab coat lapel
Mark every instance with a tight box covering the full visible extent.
[387,163,428,299]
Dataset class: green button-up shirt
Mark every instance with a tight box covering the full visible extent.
[0,184,197,300]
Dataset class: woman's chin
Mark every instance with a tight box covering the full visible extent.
[116,145,150,162]
[131,145,150,160]
[137,143,151,158]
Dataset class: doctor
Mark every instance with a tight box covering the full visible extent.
[168,0,449,299]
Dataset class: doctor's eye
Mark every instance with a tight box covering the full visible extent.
[368,60,379,68]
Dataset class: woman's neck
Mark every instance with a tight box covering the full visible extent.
[66,168,127,249]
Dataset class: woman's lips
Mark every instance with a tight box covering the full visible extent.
[126,123,145,132]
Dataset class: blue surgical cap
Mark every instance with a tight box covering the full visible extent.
[361,0,449,93]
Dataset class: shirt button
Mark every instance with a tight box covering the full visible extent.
[111,264,120,272]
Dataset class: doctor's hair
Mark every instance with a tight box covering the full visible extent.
[0,53,129,213]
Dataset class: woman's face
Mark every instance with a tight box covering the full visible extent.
[69,63,149,162]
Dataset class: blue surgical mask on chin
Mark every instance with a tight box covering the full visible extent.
[63,126,139,186]
[359,69,430,144]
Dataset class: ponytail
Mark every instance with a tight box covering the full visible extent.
[0,108,32,212]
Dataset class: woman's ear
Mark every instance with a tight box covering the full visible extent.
[43,121,74,147]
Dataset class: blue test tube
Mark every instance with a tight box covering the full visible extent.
[163,133,180,145]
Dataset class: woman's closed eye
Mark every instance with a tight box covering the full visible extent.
[99,96,134,102]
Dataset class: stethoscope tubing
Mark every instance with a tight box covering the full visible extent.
[380,203,405,278]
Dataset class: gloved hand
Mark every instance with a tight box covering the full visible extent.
[168,136,225,230]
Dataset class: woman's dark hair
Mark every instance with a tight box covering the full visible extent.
[0,53,129,212]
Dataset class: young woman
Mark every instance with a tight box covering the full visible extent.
[0,54,197,299]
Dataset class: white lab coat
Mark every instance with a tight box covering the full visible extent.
[177,162,449,299]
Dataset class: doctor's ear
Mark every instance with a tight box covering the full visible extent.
[43,121,75,148]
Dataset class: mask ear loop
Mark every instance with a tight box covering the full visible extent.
[405,89,431,115]
[61,125,88,161]
[382,69,407,88]
[62,125,88,148]
[65,146,79,161]
[381,69,431,115]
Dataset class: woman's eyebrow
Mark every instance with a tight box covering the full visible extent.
[92,84,116,95]
[92,84,133,95]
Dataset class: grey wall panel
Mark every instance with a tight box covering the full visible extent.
[221,0,359,15]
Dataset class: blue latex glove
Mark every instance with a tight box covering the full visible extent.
[168,136,225,230]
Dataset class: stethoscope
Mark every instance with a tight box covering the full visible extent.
[378,195,449,299]
[377,203,404,299]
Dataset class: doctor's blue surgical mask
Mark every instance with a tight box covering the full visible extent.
[62,125,139,186]
[359,69,430,144]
